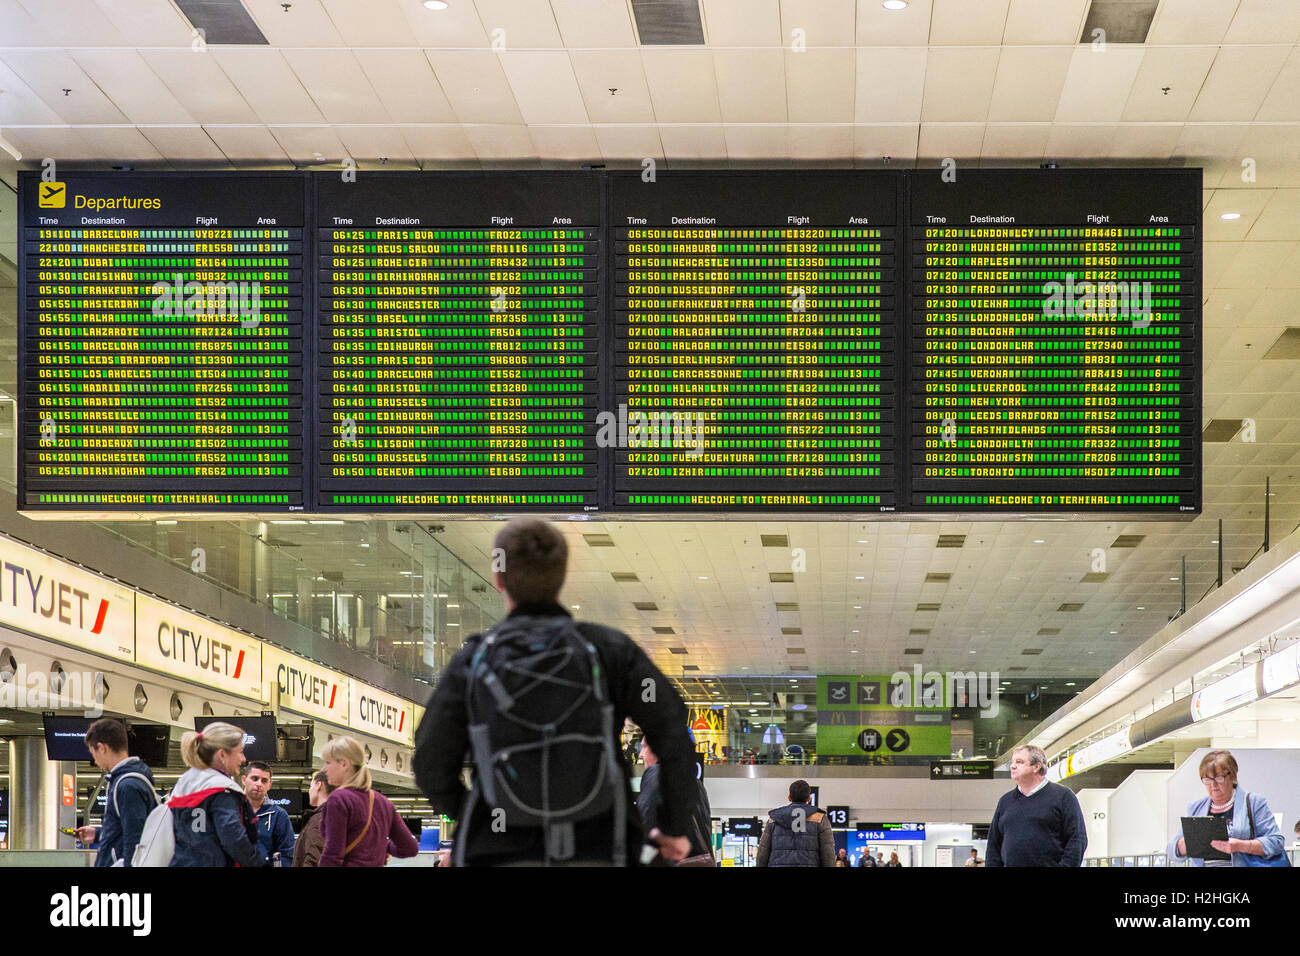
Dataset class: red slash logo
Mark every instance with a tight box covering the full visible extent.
[328,684,337,709]
[398,711,405,732]
[233,649,245,680]
[91,599,109,634]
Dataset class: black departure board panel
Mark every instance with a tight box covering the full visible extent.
[314,174,600,511]
[18,173,305,511]
[908,169,1200,513]
[611,173,900,511]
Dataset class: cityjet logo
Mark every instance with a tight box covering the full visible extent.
[0,560,112,635]
[0,663,106,717]
[151,273,263,328]
[595,404,708,459]
[49,887,151,937]
[358,695,405,733]
[157,622,246,679]
[888,666,1000,718]
[276,663,339,711]
[1042,274,1154,328]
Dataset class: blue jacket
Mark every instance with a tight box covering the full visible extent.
[251,802,296,865]
[1167,790,1285,866]
[94,757,157,867]
[168,767,265,868]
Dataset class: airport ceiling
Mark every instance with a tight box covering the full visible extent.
[1,0,1299,681]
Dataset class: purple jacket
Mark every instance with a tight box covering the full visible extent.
[318,787,419,867]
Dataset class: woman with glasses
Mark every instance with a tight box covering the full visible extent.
[1166,750,1286,867]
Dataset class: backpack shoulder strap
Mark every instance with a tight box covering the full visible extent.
[1245,791,1256,839]
[344,790,376,856]
[112,772,160,814]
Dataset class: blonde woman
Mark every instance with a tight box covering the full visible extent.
[169,722,264,867]
[318,737,419,867]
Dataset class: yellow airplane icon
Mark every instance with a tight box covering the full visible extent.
[39,182,66,208]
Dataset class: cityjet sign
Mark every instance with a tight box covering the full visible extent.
[135,595,262,700]
[0,535,134,661]
[264,646,348,724]
[351,682,411,746]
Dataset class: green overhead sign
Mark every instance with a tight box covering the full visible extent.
[816,674,952,757]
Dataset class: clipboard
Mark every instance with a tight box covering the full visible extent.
[1181,816,1231,861]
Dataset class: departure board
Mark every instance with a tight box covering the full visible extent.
[611,173,900,511]
[315,174,600,511]
[18,173,305,512]
[909,169,1201,513]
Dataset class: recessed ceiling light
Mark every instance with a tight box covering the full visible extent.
[423,0,449,9]
[969,650,976,654]
[852,629,859,633]
[1033,539,1045,544]
[882,0,908,9]
[857,539,868,543]
[1220,212,1241,220]
[853,605,862,609]
[1137,606,1145,610]
[1109,630,1117,634]
[855,576,864,580]
[1065,682,1076,686]
[571,605,580,609]
[850,649,859,653]
[1170,577,1179,581]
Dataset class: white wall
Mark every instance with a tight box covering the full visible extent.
[923,823,973,867]
[1108,770,1171,855]
[1077,788,1113,859]
[1165,748,1300,848]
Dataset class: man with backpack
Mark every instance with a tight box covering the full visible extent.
[756,779,836,867]
[75,718,157,867]
[414,518,698,866]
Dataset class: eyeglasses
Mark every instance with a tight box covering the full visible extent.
[1200,774,1230,785]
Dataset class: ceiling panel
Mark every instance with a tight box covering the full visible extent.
[204,125,292,165]
[17,0,125,45]
[1225,0,1300,43]
[320,0,419,46]
[139,126,229,163]
[0,60,66,125]
[642,51,722,124]
[95,0,195,45]
[334,125,418,164]
[570,52,656,124]
[395,0,489,46]
[852,124,918,163]
[281,51,391,125]
[1146,0,1239,44]
[1054,46,1144,123]
[979,123,1051,161]
[928,0,1010,45]
[855,48,926,122]
[400,126,479,163]
[464,124,538,162]
[354,50,458,124]
[211,50,325,125]
[1121,46,1217,122]
[986,47,1071,122]
[788,125,853,164]
[268,125,348,165]
[1002,0,1087,44]
[714,51,786,123]
[551,0,638,47]
[1044,124,1121,159]
[426,51,526,125]
[785,49,854,123]
[68,50,193,125]
[499,51,591,125]
[140,51,257,124]
[1188,46,1290,122]
[0,0,56,45]
[723,125,791,160]
[920,47,1000,122]
[657,125,728,162]
[472,0,564,48]
[1247,189,1300,242]
[917,123,986,161]
[779,0,856,47]
[0,52,128,124]
[1106,124,1182,160]
[528,125,601,162]
[243,0,346,46]
[75,126,164,161]
[701,0,782,46]
[855,0,932,45]
[1256,46,1300,122]
[593,126,664,161]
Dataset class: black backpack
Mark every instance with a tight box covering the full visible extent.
[461,616,626,865]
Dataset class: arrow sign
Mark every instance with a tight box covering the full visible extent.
[885,728,910,752]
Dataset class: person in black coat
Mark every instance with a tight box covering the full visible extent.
[76,718,156,867]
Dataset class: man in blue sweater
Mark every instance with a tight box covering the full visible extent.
[243,761,296,865]
[75,718,157,867]
[986,744,1086,867]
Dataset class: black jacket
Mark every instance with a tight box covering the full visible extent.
[414,602,698,865]
[757,803,836,867]
[637,763,713,858]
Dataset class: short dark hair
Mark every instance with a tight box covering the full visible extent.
[84,718,129,754]
[246,760,272,777]
[494,518,568,605]
[789,779,811,804]
[313,770,336,794]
